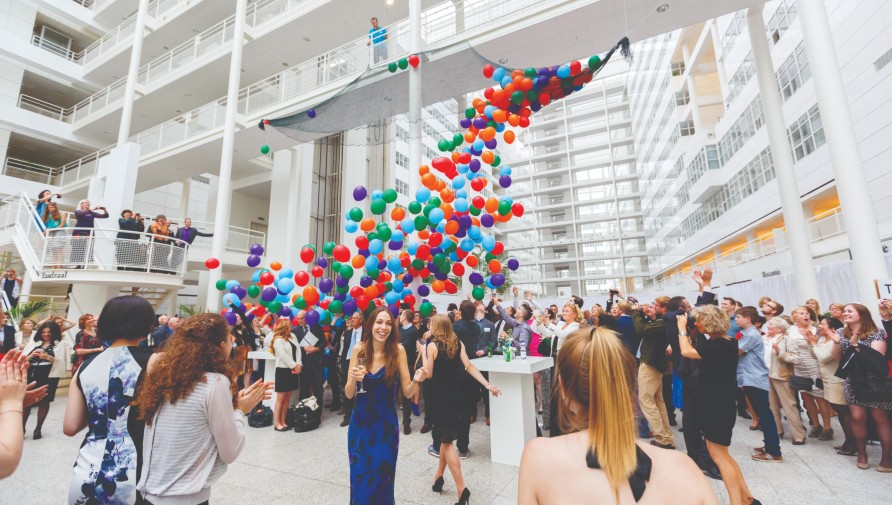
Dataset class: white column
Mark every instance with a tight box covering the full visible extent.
[407,0,422,191]
[709,21,731,105]
[117,0,150,146]
[179,177,191,221]
[746,7,820,302]
[268,145,314,262]
[797,0,889,304]
[681,43,702,132]
[19,272,32,302]
[342,129,370,252]
[206,0,248,312]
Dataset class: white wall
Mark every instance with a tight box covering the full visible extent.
[228,189,268,231]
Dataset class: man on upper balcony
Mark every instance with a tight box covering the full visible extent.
[1,269,22,310]
[368,17,388,63]
[171,218,212,270]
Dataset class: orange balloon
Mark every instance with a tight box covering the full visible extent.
[471,216,480,226]
[351,255,365,268]
[364,285,378,298]
[360,218,376,232]
[439,189,455,203]
[440,203,454,220]
[503,83,515,94]
[466,255,479,267]
[431,280,445,293]
[481,151,495,164]
[418,164,430,176]
[488,259,502,273]
[492,90,505,103]
[492,109,507,123]
[508,114,520,127]
[464,131,476,143]
[417,230,430,240]
[422,173,438,189]
[391,207,406,221]
[444,220,459,235]
[436,180,447,191]
[269,261,282,271]
[485,198,498,213]
[503,130,516,144]
[451,151,461,163]
[480,127,496,141]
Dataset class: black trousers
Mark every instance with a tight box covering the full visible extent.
[663,372,675,421]
[325,351,341,408]
[402,396,413,426]
[481,371,490,418]
[680,374,707,457]
[299,357,325,409]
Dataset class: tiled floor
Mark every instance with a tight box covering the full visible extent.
[3,393,891,504]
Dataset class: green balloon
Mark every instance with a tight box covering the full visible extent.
[247,285,260,298]
[411,259,425,271]
[469,205,482,216]
[465,107,476,119]
[419,301,434,317]
[268,300,283,313]
[487,120,496,128]
[526,90,539,103]
[294,296,307,309]
[377,225,392,241]
[437,139,451,152]
[336,284,349,294]
[382,188,398,203]
[588,54,602,70]
[498,200,512,216]
[414,215,428,231]
[524,67,537,77]
[368,232,379,241]
[398,58,408,70]
[422,204,434,217]
[491,155,501,167]
[429,196,442,207]
[384,281,393,292]
[388,62,398,73]
[323,241,336,255]
[472,286,485,301]
[215,279,228,291]
[329,300,343,314]
[259,299,269,307]
[370,198,386,215]
[368,268,380,280]
[260,144,270,155]
[340,264,354,279]
[331,261,341,272]
[408,201,422,214]
[348,207,363,222]
[485,253,497,261]
[443,240,457,253]
[434,253,446,265]
[302,244,316,253]
[452,133,464,147]
[320,310,332,325]
[511,91,524,104]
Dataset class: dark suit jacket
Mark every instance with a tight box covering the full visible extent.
[116,217,144,240]
[400,325,421,370]
[453,319,482,361]
[475,318,498,353]
[174,226,212,246]
[294,324,325,365]
[339,327,362,363]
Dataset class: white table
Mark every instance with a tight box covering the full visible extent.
[248,350,277,407]
[474,356,553,466]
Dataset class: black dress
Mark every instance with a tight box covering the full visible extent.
[274,338,300,393]
[696,336,738,446]
[429,341,465,443]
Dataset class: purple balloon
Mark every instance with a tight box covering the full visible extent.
[490,273,505,287]
[279,306,294,317]
[507,258,520,270]
[499,175,512,188]
[459,215,473,229]
[305,310,320,326]
[530,102,542,112]
[485,139,498,149]
[481,214,495,228]
[459,118,471,129]
[508,104,521,114]
[223,312,238,325]
[469,159,481,172]
[250,244,264,255]
[246,254,261,267]
[360,276,373,288]
[342,299,357,315]
[469,272,484,285]
[472,117,487,129]
[316,257,329,268]
[453,227,467,238]
[388,240,403,250]
[470,147,482,156]
[434,271,448,281]
[319,277,334,293]
[377,259,387,270]
[336,275,349,287]
[389,304,400,317]
[231,286,247,299]
[431,247,443,256]
[417,285,430,296]
[334,293,347,301]
[307,109,317,118]
[402,273,414,284]
[261,287,278,302]
[358,249,370,257]
[352,186,367,201]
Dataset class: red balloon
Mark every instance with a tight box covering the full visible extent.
[483,87,494,100]
[570,60,582,76]
[357,295,371,310]
[491,241,505,256]
[300,247,314,263]
[400,256,411,267]
[458,152,471,165]
[431,157,456,173]
[259,272,274,285]
[512,203,525,217]
[204,258,220,269]
[483,64,494,78]
[470,178,485,192]
[350,286,364,298]
[404,294,416,307]
[355,236,369,249]
[295,270,310,286]
[471,196,486,209]
[416,244,431,259]
[444,280,458,295]
[452,263,465,276]
[311,265,324,278]
[408,54,420,68]
[332,244,350,263]
[428,232,443,247]
[319,299,330,309]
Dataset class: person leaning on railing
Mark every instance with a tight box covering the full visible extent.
[70,199,108,268]
[116,210,145,271]
[148,215,172,272]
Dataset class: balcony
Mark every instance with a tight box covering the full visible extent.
[31,34,78,62]
[2,159,61,185]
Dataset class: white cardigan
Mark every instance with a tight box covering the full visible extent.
[271,334,302,369]
[22,338,71,378]
[534,321,580,353]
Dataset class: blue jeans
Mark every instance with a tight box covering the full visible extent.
[744,386,781,457]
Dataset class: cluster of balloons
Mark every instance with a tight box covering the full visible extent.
[387,54,420,73]
[230,46,619,325]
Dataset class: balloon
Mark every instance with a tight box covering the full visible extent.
[388,61,397,73]
[223,312,238,325]
[408,54,420,67]
[300,247,314,263]
[307,109,317,118]
[222,293,241,308]
[247,285,261,298]
[469,272,484,285]
[419,301,434,317]
[472,286,485,300]
[259,272,274,285]
[260,144,270,155]
[319,277,334,293]
[277,277,295,294]
[370,198,386,215]
[507,258,520,271]
[353,186,368,201]
[398,58,409,70]
[305,310,320,326]
[205,258,220,269]
[348,207,363,222]
[483,64,494,78]
[488,259,502,273]
[270,262,283,271]
[250,244,265,255]
[332,244,350,262]
[295,270,309,286]
[262,287,277,301]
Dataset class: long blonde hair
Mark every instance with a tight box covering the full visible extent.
[556,327,637,500]
[429,314,458,358]
[270,319,292,351]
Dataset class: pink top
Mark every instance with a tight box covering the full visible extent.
[527,319,543,357]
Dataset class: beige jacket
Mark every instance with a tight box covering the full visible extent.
[769,334,795,380]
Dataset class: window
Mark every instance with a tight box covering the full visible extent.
[776,42,811,101]
[678,119,695,137]
[395,151,408,168]
[674,89,690,107]
[670,61,686,77]
[766,0,798,45]
[875,48,892,72]
[718,97,764,164]
[395,178,409,196]
[788,104,825,161]
[726,52,754,107]
[722,11,746,53]
[422,145,438,160]
[395,126,408,142]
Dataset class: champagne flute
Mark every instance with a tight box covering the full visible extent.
[356,357,366,394]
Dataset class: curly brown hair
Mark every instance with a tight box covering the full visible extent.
[133,313,237,425]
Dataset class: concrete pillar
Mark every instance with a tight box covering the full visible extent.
[117,0,150,146]
[207,0,248,313]
[268,145,314,263]
[798,0,889,304]
[341,128,370,258]
[19,271,32,302]
[709,20,731,106]
[681,43,702,132]
[178,177,191,221]
[88,143,141,266]
[746,7,821,303]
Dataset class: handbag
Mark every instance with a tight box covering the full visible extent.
[247,405,273,428]
[789,376,814,391]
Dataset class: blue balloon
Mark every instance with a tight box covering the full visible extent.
[436,221,446,233]
[251,270,262,283]
[279,268,294,279]
[455,189,468,200]
[368,239,384,255]
[364,255,378,268]
[482,235,496,251]
[222,293,241,308]
[500,166,512,176]
[385,291,400,305]
[457,164,469,174]
[428,207,445,225]
[371,190,383,200]
[276,293,290,303]
[492,66,506,82]
[225,280,239,290]
[484,105,497,119]
[557,64,571,78]
[460,238,475,252]
[472,139,484,151]
[416,187,431,202]
[345,221,358,233]
[485,277,495,289]
[401,217,416,233]
[387,256,403,273]
[452,176,466,189]
[392,279,405,292]
[277,278,295,294]
[500,76,512,88]
[407,241,419,255]
[467,226,482,241]
[391,230,404,242]
[454,198,469,213]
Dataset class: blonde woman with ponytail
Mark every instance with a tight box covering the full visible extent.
[518,327,714,505]
[270,319,302,430]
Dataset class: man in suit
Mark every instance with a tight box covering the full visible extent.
[339,312,364,427]
[171,218,213,269]
[294,310,326,416]
[474,301,498,425]
[326,315,345,413]
[398,309,420,434]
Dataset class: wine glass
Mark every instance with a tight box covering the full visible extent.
[356,357,366,394]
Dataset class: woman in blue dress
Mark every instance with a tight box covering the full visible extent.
[345,306,426,505]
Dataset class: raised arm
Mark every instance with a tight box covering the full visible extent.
[677,314,701,360]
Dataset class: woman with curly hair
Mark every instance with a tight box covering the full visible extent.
[22,321,69,440]
[134,313,271,504]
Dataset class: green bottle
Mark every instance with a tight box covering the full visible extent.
[487,342,492,358]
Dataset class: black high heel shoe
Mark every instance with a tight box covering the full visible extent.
[456,488,470,505]
[432,476,444,493]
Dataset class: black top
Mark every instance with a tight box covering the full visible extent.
[116,217,144,240]
[399,325,420,370]
[697,336,739,400]
[452,319,481,361]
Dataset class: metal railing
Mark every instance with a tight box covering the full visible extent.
[77,14,138,66]
[0,193,189,276]
[56,147,113,187]
[2,159,61,185]
[17,94,70,122]
[31,34,77,61]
